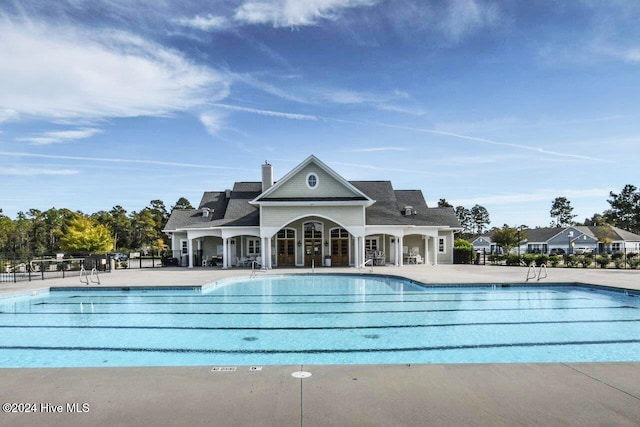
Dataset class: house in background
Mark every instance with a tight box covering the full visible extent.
[164,155,461,268]
[471,225,640,255]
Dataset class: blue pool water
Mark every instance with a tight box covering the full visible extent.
[1,275,639,367]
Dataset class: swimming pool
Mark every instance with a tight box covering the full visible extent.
[1,275,639,367]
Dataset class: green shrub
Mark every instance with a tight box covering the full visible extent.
[454,238,473,250]
[506,254,522,266]
[535,254,549,266]
[488,254,505,265]
[522,253,536,266]
[611,252,624,261]
[119,261,128,269]
[577,255,593,268]
[565,255,579,268]
[628,258,640,269]
[548,255,561,267]
[614,259,624,269]
[597,255,610,269]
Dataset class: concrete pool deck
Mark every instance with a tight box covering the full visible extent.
[1,265,639,426]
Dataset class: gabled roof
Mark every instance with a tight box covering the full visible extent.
[524,227,567,243]
[251,155,373,204]
[351,181,460,227]
[576,225,640,242]
[165,156,461,231]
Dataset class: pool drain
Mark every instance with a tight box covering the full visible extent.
[291,371,312,379]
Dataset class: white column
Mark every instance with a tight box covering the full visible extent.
[360,236,366,267]
[222,237,228,269]
[382,234,386,264]
[197,239,202,266]
[260,237,267,269]
[432,237,438,266]
[266,237,272,269]
[424,236,429,266]
[187,238,193,269]
[352,236,357,266]
[399,236,404,267]
[393,238,399,266]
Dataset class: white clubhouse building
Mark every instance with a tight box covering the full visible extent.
[164,156,460,268]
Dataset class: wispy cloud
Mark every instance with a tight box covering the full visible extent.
[199,111,228,137]
[233,0,380,27]
[345,147,409,153]
[0,151,253,171]
[331,161,455,176]
[0,108,19,123]
[452,188,612,206]
[336,119,612,163]
[17,128,103,145]
[173,14,229,31]
[234,74,311,104]
[0,19,229,121]
[440,0,500,41]
[209,103,318,120]
[0,167,79,176]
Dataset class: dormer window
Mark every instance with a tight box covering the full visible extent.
[202,207,211,217]
[404,206,413,216]
[306,173,318,189]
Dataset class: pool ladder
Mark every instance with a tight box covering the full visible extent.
[526,263,547,282]
[250,260,263,278]
[79,267,101,285]
[357,258,374,273]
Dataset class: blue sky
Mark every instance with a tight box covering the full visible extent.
[1,0,638,227]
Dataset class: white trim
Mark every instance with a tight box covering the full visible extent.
[365,236,379,251]
[250,155,374,204]
[255,200,373,207]
[438,236,446,254]
[246,238,261,256]
[306,172,319,190]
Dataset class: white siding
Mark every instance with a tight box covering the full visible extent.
[262,205,364,228]
[267,164,359,199]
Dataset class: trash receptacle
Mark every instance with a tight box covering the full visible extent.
[324,256,331,267]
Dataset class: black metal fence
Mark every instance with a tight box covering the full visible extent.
[0,254,110,283]
[112,253,163,270]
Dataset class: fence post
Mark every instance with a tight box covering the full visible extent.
[13,258,16,283]
[41,260,45,280]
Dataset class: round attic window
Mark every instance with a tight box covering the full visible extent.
[306,173,318,189]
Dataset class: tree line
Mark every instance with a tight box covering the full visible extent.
[437,199,491,235]
[440,183,639,248]
[549,184,640,233]
[0,197,194,257]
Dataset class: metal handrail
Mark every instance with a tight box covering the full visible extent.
[358,258,374,273]
[79,267,89,285]
[537,264,548,281]
[525,262,537,281]
[250,260,263,278]
[90,268,101,285]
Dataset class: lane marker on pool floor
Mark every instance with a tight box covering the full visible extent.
[211,366,237,372]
